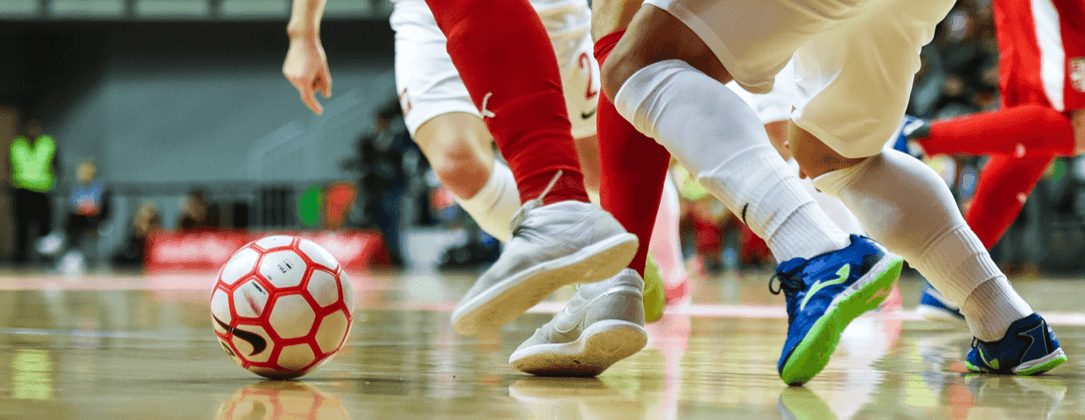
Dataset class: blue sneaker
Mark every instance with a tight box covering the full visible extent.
[966,313,1066,375]
[891,115,929,158]
[917,282,968,327]
[771,235,904,386]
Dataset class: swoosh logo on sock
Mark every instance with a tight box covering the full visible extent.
[800,264,850,312]
[581,108,597,120]
[213,315,267,356]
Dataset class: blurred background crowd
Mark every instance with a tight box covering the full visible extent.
[0,0,1080,275]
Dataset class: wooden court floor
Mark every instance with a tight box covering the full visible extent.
[0,268,1082,419]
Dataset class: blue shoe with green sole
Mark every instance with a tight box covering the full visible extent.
[771,235,904,386]
[966,313,1066,375]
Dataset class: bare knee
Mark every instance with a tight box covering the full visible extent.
[574,135,601,192]
[414,113,494,198]
[764,120,791,161]
[788,122,865,179]
[600,4,731,101]
[600,38,642,101]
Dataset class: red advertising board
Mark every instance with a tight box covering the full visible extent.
[145,230,387,272]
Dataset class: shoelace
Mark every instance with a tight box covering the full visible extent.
[509,170,564,236]
[768,271,805,297]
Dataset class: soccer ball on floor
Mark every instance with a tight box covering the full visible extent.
[211,235,354,379]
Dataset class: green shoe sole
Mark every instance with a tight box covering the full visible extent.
[780,257,904,386]
[643,255,666,323]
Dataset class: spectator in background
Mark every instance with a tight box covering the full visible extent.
[178,189,220,231]
[65,159,109,251]
[343,101,414,268]
[10,120,57,264]
[113,201,162,267]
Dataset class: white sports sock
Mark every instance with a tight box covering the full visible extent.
[813,149,1031,341]
[790,159,866,235]
[963,277,1034,341]
[613,59,850,262]
[455,160,520,242]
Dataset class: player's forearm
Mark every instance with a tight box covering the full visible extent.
[287,0,327,39]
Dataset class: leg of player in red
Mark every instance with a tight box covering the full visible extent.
[914,0,1085,324]
[505,0,679,376]
[424,0,640,339]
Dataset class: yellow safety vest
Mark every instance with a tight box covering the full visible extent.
[11,135,56,193]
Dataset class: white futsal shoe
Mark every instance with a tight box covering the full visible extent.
[451,172,638,336]
[509,268,648,377]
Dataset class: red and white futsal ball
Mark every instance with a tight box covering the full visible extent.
[210,235,354,379]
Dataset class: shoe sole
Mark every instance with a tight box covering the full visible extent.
[916,304,968,327]
[780,255,904,386]
[965,348,1067,375]
[643,256,666,324]
[509,319,648,377]
[451,233,638,335]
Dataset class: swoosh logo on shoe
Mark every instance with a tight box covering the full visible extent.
[979,347,999,370]
[213,315,267,356]
[553,294,592,334]
[1017,321,1048,362]
[799,264,850,312]
[581,108,597,120]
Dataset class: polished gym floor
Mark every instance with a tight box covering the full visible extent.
[0,268,1081,419]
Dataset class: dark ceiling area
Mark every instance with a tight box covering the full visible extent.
[0,20,394,124]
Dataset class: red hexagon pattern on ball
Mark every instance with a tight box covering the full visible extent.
[210,236,354,379]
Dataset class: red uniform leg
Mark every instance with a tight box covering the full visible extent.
[424,0,588,204]
[595,29,672,275]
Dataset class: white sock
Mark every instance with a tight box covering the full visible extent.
[813,149,1031,341]
[790,159,866,235]
[613,59,849,262]
[963,277,1034,341]
[455,160,520,242]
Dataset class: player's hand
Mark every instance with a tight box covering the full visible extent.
[283,36,332,114]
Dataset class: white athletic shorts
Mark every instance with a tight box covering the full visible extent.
[645,0,954,158]
[390,0,600,139]
[726,59,796,125]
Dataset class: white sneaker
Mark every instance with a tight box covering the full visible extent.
[509,269,648,377]
[451,187,638,335]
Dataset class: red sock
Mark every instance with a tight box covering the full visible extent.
[596,30,673,275]
[424,0,588,204]
[919,105,1075,157]
[966,155,1053,248]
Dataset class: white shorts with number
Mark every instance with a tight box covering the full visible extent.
[645,0,954,158]
[391,0,600,139]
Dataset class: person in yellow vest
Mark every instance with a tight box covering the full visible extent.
[10,120,57,264]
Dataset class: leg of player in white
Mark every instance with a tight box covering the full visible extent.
[725,61,866,237]
[602,0,1064,383]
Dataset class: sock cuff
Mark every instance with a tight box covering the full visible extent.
[962,276,1033,341]
[811,154,877,198]
[458,160,515,210]
[613,59,697,138]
